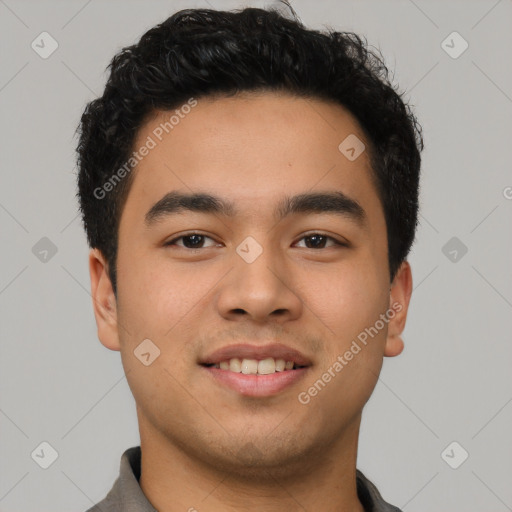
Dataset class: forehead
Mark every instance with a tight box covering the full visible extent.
[121,92,383,227]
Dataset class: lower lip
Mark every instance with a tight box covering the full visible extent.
[200,366,310,397]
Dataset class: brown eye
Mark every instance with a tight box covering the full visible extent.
[295,233,346,249]
[165,233,217,249]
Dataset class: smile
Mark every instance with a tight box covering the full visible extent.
[202,357,306,375]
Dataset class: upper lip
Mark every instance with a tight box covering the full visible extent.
[199,343,313,367]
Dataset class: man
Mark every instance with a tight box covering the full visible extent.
[77,3,421,511]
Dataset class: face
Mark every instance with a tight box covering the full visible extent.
[89,91,412,477]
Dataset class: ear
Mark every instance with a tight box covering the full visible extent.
[88,248,121,351]
[384,260,413,357]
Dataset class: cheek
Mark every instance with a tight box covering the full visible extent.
[116,255,223,379]
[115,255,197,418]
[297,267,387,419]
[117,252,199,337]
[302,260,388,347]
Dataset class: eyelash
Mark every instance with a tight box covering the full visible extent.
[164,232,348,250]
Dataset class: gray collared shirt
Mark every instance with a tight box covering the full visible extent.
[86,446,402,512]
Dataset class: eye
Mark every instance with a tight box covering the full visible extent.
[294,233,347,249]
[164,233,218,249]
[164,232,348,250]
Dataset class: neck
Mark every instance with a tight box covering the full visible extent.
[138,413,366,512]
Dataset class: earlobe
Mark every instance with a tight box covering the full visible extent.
[384,260,413,358]
[88,248,121,351]
[384,334,404,357]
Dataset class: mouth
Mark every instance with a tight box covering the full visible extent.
[201,357,307,375]
[198,343,312,397]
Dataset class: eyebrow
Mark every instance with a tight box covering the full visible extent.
[144,190,368,229]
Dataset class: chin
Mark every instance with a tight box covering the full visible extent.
[192,431,322,482]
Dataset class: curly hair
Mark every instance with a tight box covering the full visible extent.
[76,4,423,297]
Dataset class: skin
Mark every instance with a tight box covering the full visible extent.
[89,91,412,512]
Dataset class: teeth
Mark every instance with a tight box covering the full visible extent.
[229,358,242,372]
[258,357,275,375]
[215,357,297,375]
[275,359,286,372]
[241,359,258,375]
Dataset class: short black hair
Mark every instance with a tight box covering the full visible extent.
[76,4,423,298]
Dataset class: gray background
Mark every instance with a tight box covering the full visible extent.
[1,0,511,510]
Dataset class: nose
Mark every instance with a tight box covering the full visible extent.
[215,240,303,324]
